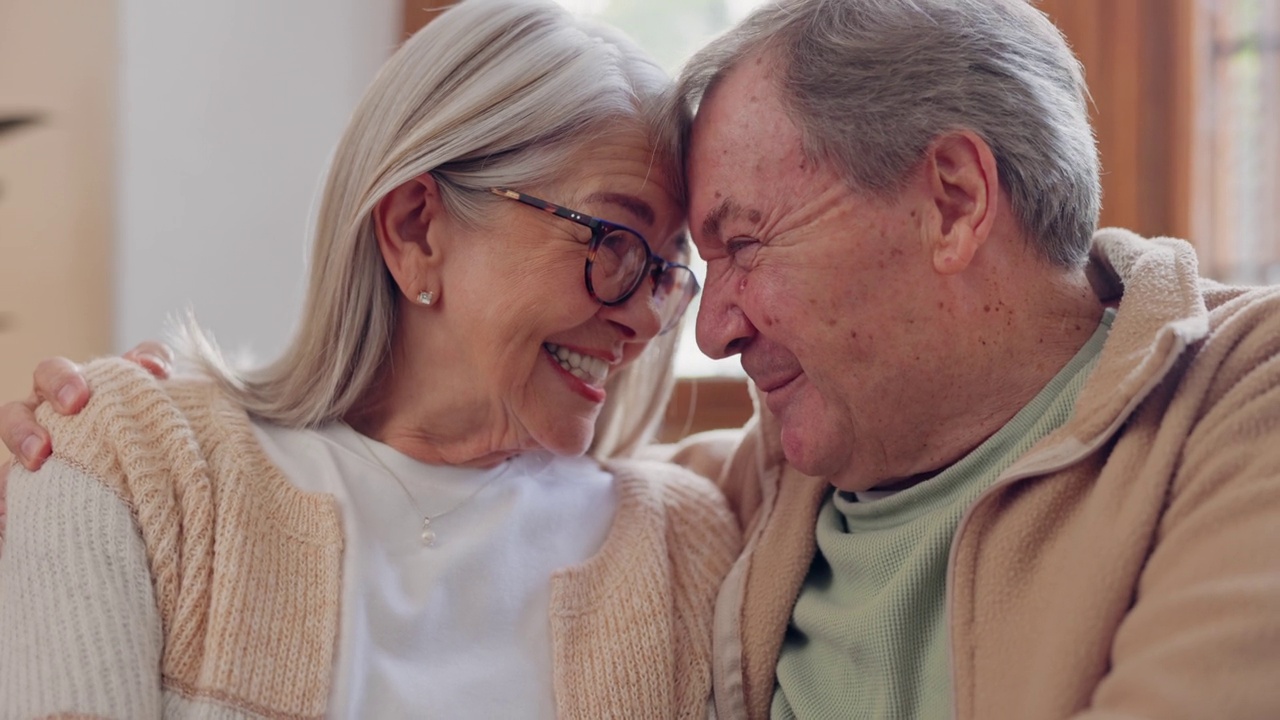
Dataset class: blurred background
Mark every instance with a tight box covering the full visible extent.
[1,0,1277,439]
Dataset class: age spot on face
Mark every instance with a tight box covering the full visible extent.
[747,209,762,224]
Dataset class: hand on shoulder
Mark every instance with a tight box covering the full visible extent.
[0,341,173,550]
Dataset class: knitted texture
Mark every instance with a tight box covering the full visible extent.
[7,362,343,719]
[0,362,741,719]
[550,461,742,719]
[0,463,164,718]
[689,229,1280,720]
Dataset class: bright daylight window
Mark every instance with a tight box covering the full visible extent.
[553,0,768,377]
[1195,0,1280,283]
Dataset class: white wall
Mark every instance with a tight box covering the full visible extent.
[115,0,400,359]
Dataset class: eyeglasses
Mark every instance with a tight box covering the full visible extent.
[490,188,699,335]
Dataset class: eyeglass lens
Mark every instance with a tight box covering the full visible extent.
[590,228,697,333]
[590,229,651,302]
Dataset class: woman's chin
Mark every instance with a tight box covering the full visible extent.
[532,425,595,458]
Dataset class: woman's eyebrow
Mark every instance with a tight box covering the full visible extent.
[582,191,655,227]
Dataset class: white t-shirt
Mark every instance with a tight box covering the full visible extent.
[251,420,618,719]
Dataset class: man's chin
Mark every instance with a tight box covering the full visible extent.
[778,422,836,478]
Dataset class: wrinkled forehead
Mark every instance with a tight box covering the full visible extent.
[686,61,808,222]
[543,133,688,249]
[559,123,682,201]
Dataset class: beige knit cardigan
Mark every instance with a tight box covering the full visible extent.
[669,228,1280,720]
[0,362,741,719]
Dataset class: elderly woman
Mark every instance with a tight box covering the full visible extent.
[0,0,739,717]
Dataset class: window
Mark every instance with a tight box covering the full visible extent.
[1195,0,1280,283]
[1037,0,1280,285]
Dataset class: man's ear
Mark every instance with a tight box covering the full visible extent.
[373,173,447,301]
[922,130,998,275]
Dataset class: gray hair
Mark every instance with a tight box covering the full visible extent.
[677,0,1100,266]
[180,0,687,459]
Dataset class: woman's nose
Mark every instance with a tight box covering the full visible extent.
[598,282,662,343]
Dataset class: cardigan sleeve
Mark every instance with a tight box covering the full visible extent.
[1080,330,1280,718]
[661,468,743,720]
[0,458,164,718]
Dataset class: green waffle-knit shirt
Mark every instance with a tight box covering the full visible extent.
[771,309,1114,720]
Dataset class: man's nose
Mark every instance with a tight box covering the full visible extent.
[695,265,754,359]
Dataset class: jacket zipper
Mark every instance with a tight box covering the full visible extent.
[943,327,1191,719]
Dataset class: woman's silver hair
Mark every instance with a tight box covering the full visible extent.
[677,0,1100,266]
[179,0,687,459]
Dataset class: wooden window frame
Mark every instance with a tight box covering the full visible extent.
[1036,0,1198,241]
[658,376,753,443]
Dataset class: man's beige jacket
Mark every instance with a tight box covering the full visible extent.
[671,228,1280,720]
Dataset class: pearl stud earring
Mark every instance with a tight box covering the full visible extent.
[418,290,436,306]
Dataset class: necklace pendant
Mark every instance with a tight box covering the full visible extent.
[420,517,436,547]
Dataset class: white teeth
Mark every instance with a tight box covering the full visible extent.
[544,343,609,385]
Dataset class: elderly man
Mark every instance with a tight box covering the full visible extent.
[662,0,1280,718]
[3,1,1279,719]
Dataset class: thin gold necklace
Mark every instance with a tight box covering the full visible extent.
[346,424,509,547]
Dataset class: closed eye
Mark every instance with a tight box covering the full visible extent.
[725,236,761,267]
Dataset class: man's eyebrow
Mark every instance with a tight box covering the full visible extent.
[582,191,654,227]
[700,198,742,244]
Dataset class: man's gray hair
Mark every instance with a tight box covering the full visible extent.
[678,0,1101,266]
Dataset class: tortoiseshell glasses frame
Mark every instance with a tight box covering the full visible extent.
[489,187,699,334]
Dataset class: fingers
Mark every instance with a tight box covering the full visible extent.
[122,340,174,379]
[2,355,87,471]
[0,342,171,476]
[32,357,91,415]
[0,394,50,471]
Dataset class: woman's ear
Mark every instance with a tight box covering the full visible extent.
[373,173,447,302]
